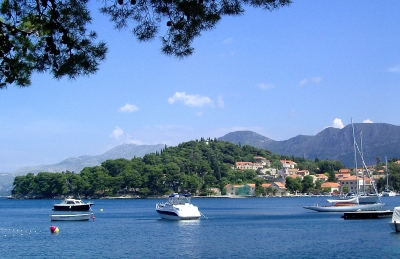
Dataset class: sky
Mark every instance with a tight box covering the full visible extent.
[1,1,400,172]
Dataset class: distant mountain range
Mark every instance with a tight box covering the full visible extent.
[0,143,164,196]
[2,123,399,196]
[218,123,400,168]
[13,143,165,175]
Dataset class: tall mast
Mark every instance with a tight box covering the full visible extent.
[386,156,389,190]
[351,118,359,196]
[360,131,365,194]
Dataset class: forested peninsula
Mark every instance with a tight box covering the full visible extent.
[11,139,400,199]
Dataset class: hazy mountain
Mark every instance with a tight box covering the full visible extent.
[0,173,15,196]
[12,143,165,175]
[218,123,400,167]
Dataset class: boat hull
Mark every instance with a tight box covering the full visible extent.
[156,204,201,220]
[342,210,393,219]
[50,213,93,221]
[304,203,385,212]
[156,209,201,220]
[389,221,400,232]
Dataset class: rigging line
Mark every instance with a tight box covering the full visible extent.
[200,212,208,219]
[353,140,382,203]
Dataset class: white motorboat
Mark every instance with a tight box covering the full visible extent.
[53,198,94,211]
[382,189,396,197]
[389,206,400,232]
[156,193,201,220]
[50,213,93,221]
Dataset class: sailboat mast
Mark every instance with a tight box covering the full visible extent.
[386,156,389,189]
[351,119,359,196]
[360,131,365,194]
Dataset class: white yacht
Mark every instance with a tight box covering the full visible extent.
[156,193,201,220]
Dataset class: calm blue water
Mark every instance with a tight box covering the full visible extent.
[1,196,400,259]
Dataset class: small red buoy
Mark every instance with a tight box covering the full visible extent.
[50,226,59,233]
[92,215,95,220]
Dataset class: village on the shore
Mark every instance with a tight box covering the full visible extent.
[208,156,400,197]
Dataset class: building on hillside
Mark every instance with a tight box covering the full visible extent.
[297,170,310,177]
[254,156,271,167]
[338,168,351,174]
[280,160,297,169]
[234,162,254,170]
[373,169,386,180]
[287,174,301,180]
[224,184,256,197]
[262,182,287,196]
[395,160,400,165]
[207,187,221,196]
[316,174,328,182]
[233,156,270,171]
[321,182,340,194]
[271,182,287,196]
[338,175,373,194]
[258,168,278,176]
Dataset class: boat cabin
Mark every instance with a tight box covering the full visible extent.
[60,199,86,205]
[168,193,192,205]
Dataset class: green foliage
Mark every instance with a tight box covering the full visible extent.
[12,140,277,197]
[301,175,314,193]
[285,176,302,193]
[13,139,396,198]
[0,0,107,88]
[1,0,291,88]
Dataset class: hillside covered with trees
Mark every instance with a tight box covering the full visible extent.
[11,139,400,198]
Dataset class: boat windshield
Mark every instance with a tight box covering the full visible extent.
[168,194,191,205]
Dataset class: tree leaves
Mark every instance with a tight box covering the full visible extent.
[1,0,291,88]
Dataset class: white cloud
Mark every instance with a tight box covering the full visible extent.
[258,83,274,90]
[311,77,323,83]
[299,77,323,86]
[168,92,212,107]
[110,126,124,140]
[363,119,373,123]
[119,103,138,113]
[217,95,225,108]
[299,79,308,86]
[388,66,400,73]
[222,37,233,44]
[332,118,344,129]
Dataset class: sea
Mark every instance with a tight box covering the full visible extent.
[1,196,400,259]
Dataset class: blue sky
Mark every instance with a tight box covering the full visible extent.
[1,1,399,172]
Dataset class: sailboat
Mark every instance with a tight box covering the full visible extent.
[381,157,396,197]
[304,119,385,212]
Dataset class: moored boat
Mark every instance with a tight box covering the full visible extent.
[53,198,93,211]
[303,200,385,212]
[156,193,201,220]
[388,206,400,232]
[50,213,93,221]
[381,157,396,197]
[304,120,385,212]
